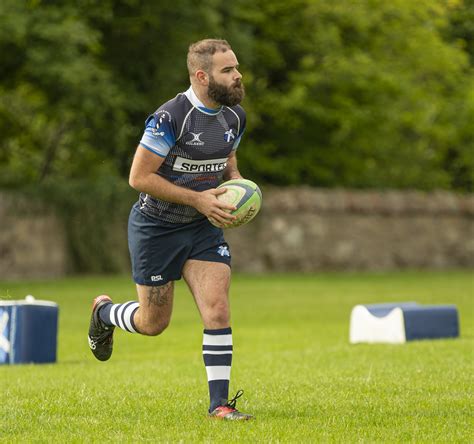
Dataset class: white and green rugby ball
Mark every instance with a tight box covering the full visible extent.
[209,179,262,229]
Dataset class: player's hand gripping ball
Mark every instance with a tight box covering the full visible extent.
[209,179,262,229]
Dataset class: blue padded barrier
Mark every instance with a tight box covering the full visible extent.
[0,297,58,364]
[402,305,459,340]
[350,302,460,343]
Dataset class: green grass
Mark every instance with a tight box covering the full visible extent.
[1,271,473,443]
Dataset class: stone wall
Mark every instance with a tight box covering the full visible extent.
[0,193,68,280]
[225,188,474,272]
[0,188,472,279]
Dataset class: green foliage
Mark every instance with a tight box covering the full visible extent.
[0,0,472,190]
[446,0,474,64]
[0,1,133,184]
[235,0,474,190]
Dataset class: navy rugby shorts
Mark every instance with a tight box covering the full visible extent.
[128,203,231,286]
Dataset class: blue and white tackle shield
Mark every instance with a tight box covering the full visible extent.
[0,298,59,364]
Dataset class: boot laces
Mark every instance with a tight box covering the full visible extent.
[226,390,244,409]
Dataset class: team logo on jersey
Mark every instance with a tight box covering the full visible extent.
[173,156,228,173]
[152,110,171,137]
[224,129,236,143]
[152,128,165,137]
[186,132,205,146]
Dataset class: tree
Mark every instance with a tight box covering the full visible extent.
[1,0,472,191]
[233,0,474,190]
[0,1,131,185]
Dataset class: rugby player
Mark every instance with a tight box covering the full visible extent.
[87,39,253,420]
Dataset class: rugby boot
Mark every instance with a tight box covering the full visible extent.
[209,390,254,420]
[88,295,114,361]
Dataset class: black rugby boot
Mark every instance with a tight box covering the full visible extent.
[88,295,114,361]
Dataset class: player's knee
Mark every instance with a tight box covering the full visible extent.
[139,319,170,336]
[206,301,230,326]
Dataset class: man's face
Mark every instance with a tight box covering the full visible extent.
[207,50,245,107]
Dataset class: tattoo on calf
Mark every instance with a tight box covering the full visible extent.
[147,284,170,307]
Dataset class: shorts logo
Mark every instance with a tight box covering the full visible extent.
[217,245,230,257]
[173,156,228,174]
[151,275,163,282]
[186,132,205,146]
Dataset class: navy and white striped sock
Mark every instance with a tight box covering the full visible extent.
[203,327,233,412]
[99,302,139,333]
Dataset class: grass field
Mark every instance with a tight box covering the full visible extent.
[1,271,473,443]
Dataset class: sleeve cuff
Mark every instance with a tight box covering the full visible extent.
[139,143,167,158]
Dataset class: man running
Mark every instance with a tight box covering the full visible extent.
[88,39,253,420]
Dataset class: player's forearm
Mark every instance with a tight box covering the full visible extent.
[129,171,236,220]
[223,154,242,181]
[129,172,199,207]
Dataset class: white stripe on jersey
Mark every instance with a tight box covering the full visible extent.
[225,106,241,136]
[176,106,194,141]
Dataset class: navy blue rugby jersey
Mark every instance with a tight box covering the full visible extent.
[137,86,246,224]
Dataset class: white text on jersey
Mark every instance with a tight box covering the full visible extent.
[172,156,228,174]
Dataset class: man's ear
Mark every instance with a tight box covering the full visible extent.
[195,69,209,86]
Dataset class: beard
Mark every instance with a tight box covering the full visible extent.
[207,75,245,107]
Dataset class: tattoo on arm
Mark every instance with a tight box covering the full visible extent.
[147,284,170,307]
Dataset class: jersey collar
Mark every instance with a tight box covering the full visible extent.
[185,86,223,115]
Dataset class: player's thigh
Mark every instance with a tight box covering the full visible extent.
[136,281,175,324]
[182,259,231,325]
[128,203,192,286]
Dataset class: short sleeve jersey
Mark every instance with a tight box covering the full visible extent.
[137,87,246,224]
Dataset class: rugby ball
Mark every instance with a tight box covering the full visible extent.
[209,179,262,228]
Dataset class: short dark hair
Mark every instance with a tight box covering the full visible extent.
[187,39,232,76]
